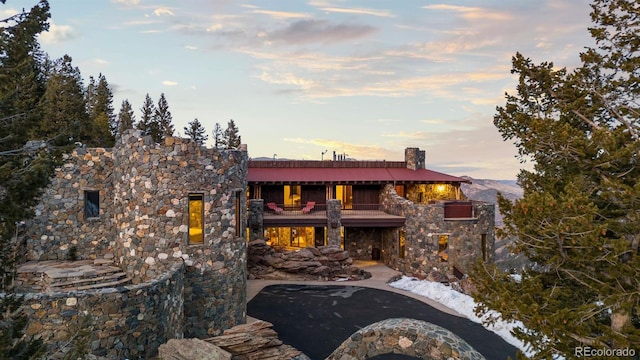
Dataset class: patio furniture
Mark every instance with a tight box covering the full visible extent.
[302,201,315,214]
[267,202,283,214]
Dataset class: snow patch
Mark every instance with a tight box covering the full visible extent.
[389,276,532,356]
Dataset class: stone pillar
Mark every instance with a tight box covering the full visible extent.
[248,199,264,240]
[326,199,342,247]
[405,147,426,170]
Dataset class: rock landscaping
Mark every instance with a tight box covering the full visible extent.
[247,239,371,281]
[158,320,309,360]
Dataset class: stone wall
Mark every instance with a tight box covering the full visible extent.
[381,185,495,276]
[326,318,485,360]
[405,183,461,204]
[345,227,383,260]
[19,261,184,359]
[26,147,116,261]
[18,130,249,355]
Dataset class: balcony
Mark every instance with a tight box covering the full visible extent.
[262,203,405,227]
[443,201,476,220]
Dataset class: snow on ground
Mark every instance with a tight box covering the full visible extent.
[389,275,533,356]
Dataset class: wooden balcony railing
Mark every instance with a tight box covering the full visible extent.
[443,201,474,219]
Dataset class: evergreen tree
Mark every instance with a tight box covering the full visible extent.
[86,73,115,147]
[212,122,223,149]
[223,119,241,149]
[36,54,90,146]
[184,118,207,145]
[136,93,155,139]
[471,1,640,357]
[116,99,135,136]
[153,93,174,142]
[0,1,51,357]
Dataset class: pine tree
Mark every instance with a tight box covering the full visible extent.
[84,74,115,147]
[137,93,155,139]
[153,93,174,142]
[212,122,223,149]
[36,54,90,146]
[223,119,241,149]
[471,1,640,357]
[184,118,208,145]
[0,1,51,357]
[116,99,135,136]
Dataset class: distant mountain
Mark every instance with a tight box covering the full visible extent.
[460,176,523,227]
[461,177,529,270]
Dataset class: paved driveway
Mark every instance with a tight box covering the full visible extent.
[248,284,519,359]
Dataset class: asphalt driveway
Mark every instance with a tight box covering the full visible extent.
[247,284,519,359]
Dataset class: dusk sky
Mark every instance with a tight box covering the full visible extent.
[4,0,595,179]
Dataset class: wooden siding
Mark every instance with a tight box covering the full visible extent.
[301,185,326,205]
[353,185,381,205]
[261,185,284,205]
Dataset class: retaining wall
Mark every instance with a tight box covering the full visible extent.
[19,261,184,359]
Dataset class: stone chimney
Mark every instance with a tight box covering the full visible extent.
[405,147,425,170]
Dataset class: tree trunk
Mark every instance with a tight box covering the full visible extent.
[611,305,631,346]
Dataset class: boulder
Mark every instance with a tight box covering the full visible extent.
[247,240,370,280]
[204,320,306,360]
[158,338,231,360]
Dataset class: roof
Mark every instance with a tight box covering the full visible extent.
[247,163,470,185]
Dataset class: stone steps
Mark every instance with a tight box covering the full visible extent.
[16,259,132,293]
[49,271,130,291]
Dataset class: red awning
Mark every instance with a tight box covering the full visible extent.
[248,166,469,184]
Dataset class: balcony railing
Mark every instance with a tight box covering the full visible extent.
[443,201,474,219]
[264,203,327,216]
[263,203,386,216]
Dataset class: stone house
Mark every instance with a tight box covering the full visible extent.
[11,134,493,358]
[13,130,248,358]
[247,148,495,276]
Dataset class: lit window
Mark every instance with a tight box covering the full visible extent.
[235,190,242,237]
[438,235,449,262]
[84,190,100,219]
[284,185,301,207]
[399,231,406,259]
[188,193,204,244]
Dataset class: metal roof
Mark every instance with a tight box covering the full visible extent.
[247,166,470,185]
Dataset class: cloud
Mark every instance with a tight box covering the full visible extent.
[184,45,198,50]
[162,80,178,86]
[154,7,175,16]
[91,58,110,66]
[422,4,511,21]
[258,70,316,90]
[39,22,76,44]
[318,6,394,18]
[251,9,311,19]
[381,131,430,140]
[268,19,376,45]
[113,0,140,5]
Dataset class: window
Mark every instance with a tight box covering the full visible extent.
[188,193,204,244]
[84,190,100,219]
[437,235,449,262]
[336,185,353,209]
[284,185,301,207]
[399,231,406,259]
[235,190,242,237]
